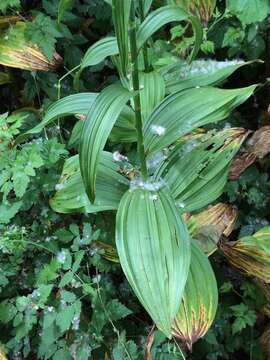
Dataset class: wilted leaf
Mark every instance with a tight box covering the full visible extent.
[172,242,218,350]
[229,152,256,180]
[220,226,270,283]
[170,0,216,23]
[249,126,270,159]
[0,22,62,71]
[187,203,237,255]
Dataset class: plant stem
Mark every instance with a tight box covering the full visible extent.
[138,0,151,72]
[129,1,148,180]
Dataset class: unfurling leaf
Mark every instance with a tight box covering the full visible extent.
[116,187,190,338]
[220,226,270,283]
[172,242,218,350]
[187,203,237,255]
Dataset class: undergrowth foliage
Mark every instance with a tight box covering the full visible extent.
[0,0,270,359]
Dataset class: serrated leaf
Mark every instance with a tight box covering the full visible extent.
[79,84,131,202]
[116,187,190,337]
[143,85,256,154]
[107,299,132,321]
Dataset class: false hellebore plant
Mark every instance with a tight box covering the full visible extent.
[17,0,259,349]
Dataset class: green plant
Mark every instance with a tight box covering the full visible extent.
[18,0,260,345]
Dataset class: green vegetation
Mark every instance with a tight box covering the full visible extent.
[1,1,270,359]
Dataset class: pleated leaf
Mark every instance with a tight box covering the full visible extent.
[154,128,249,212]
[140,71,166,121]
[79,84,131,203]
[116,187,190,338]
[80,37,119,71]
[172,242,218,350]
[112,0,131,76]
[50,152,129,214]
[220,226,270,283]
[78,5,202,75]
[161,59,252,93]
[143,85,256,154]
[109,106,137,143]
[15,93,98,145]
[137,5,203,61]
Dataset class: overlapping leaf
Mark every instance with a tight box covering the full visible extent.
[144,85,256,154]
[172,242,218,350]
[116,187,190,337]
[79,84,131,203]
[50,152,129,214]
[154,128,249,212]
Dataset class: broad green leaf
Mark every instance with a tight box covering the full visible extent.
[161,59,251,93]
[50,152,129,214]
[137,5,203,60]
[112,0,131,76]
[226,0,270,25]
[143,85,256,154]
[116,187,190,337]
[172,242,218,350]
[79,84,131,202]
[154,128,248,212]
[68,106,137,147]
[109,105,137,142]
[15,93,98,144]
[80,37,119,71]
[137,6,188,49]
[58,0,74,23]
[140,71,165,121]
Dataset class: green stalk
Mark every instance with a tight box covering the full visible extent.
[129,1,148,180]
[138,0,151,72]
